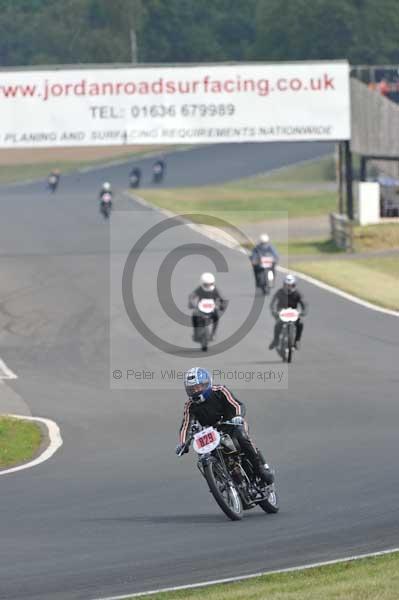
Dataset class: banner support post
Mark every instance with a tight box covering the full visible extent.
[344,140,354,220]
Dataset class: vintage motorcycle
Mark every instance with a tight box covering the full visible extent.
[48,173,60,193]
[129,168,141,188]
[100,192,112,219]
[152,160,165,183]
[276,307,300,363]
[255,254,276,295]
[178,420,279,521]
[192,297,217,352]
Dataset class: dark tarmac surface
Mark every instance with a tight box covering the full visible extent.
[0,142,398,600]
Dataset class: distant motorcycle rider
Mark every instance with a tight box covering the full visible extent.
[189,273,227,341]
[152,158,166,182]
[250,234,279,285]
[176,367,274,485]
[129,166,141,187]
[48,169,60,192]
[269,274,308,350]
[99,181,113,202]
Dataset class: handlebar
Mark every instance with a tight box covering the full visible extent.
[179,418,242,454]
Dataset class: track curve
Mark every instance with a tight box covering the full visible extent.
[0,142,398,600]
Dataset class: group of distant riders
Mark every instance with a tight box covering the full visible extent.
[47,158,166,219]
[189,233,307,351]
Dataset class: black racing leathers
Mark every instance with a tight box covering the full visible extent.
[179,385,268,479]
[189,286,227,337]
[270,288,308,345]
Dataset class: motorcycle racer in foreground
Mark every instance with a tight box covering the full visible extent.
[176,367,274,485]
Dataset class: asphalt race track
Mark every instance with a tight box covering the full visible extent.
[0,142,398,600]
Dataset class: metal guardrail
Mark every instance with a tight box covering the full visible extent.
[329,213,354,252]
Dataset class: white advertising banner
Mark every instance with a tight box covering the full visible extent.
[0,62,350,147]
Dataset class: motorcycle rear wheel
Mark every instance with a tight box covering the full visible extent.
[204,461,243,521]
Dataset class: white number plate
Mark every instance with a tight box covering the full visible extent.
[279,308,299,322]
[260,256,274,267]
[193,427,220,454]
[198,299,216,314]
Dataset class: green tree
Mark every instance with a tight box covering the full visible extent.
[253,0,357,61]
[1,0,398,67]
[253,0,399,64]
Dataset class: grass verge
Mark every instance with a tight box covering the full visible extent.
[0,416,42,469]
[130,551,399,599]
[239,238,342,256]
[274,224,399,255]
[353,223,399,252]
[0,162,95,184]
[137,186,336,223]
[279,239,341,255]
[239,154,335,186]
[291,256,399,310]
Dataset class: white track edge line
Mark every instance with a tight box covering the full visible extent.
[127,191,399,318]
[277,264,399,317]
[0,414,63,476]
[94,546,399,600]
[0,358,18,380]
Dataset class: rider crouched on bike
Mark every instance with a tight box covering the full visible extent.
[176,367,274,485]
[250,233,279,285]
[48,169,61,191]
[189,273,227,341]
[269,274,308,350]
[99,181,113,203]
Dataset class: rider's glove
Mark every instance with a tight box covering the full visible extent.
[231,416,244,426]
[176,443,189,456]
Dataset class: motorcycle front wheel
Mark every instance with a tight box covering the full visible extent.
[279,342,288,362]
[201,331,208,352]
[197,326,208,351]
[204,461,243,521]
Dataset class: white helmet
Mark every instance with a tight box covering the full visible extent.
[259,233,270,244]
[283,273,296,291]
[102,182,111,191]
[200,272,215,291]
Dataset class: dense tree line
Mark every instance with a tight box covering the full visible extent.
[0,0,397,67]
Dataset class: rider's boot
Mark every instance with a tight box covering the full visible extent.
[255,460,274,485]
[256,451,275,485]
